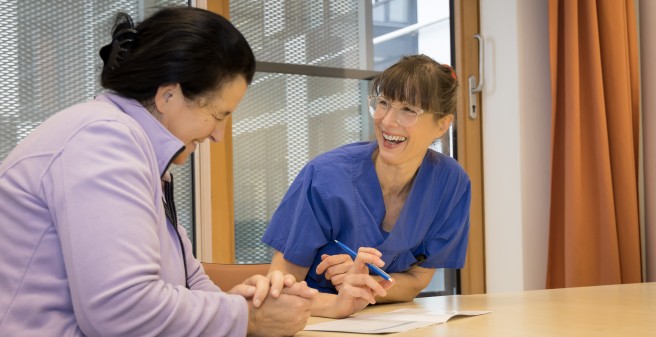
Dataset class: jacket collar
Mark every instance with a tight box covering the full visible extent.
[96,92,184,178]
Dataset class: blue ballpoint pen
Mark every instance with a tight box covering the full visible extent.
[333,240,392,281]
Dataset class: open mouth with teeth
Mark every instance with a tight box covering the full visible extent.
[382,132,407,145]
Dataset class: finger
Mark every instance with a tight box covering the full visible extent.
[283,273,297,287]
[245,275,270,308]
[316,254,352,275]
[316,254,341,274]
[227,284,256,298]
[330,273,346,286]
[353,250,385,269]
[379,278,395,290]
[267,270,285,298]
[281,281,318,299]
[316,256,331,274]
[340,283,377,305]
[324,265,350,282]
[356,247,383,257]
[344,274,388,297]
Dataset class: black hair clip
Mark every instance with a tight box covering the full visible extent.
[99,28,137,71]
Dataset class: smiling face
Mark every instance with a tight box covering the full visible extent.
[369,55,459,170]
[154,77,248,165]
[373,98,452,167]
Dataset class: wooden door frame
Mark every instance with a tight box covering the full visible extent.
[195,0,235,263]
[454,0,485,294]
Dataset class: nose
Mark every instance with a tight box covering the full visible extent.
[210,119,227,142]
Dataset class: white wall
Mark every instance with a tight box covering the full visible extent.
[480,0,551,292]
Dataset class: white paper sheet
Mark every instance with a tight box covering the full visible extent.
[303,308,491,334]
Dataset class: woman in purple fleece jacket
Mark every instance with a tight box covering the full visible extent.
[0,6,391,337]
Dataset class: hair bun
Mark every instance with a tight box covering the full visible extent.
[442,64,457,80]
[100,28,137,72]
[100,12,137,73]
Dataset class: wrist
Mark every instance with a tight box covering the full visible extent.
[246,301,257,337]
[313,292,356,319]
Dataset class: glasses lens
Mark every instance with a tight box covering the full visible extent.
[368,96,390,118]
[368,97,422,126]
[368,96,379,117]
[397,108,419,127]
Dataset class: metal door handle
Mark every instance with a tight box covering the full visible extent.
[468,34,484,119]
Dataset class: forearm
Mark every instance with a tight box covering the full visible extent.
[374,267,436,303]
[310,292,340,317]
[310,292,368,319]
[269,250,309,283]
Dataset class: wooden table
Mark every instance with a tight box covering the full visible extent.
[297,282,656,336]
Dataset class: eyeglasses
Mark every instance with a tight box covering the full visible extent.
[367,96,425,127]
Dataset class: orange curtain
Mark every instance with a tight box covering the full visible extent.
[547,0,641,288]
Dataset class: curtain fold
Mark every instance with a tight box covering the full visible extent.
[547,0,641,288]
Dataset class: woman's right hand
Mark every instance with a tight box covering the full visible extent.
[316,253,353,291]
[246,290,313,337]
[243,272,317,337]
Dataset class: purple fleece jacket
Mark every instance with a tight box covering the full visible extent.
[0,93,247,336]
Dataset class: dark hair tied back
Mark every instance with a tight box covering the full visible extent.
[100,13,137,74]
[99,7,255,104]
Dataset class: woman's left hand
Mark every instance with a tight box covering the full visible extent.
[315,253,354,291]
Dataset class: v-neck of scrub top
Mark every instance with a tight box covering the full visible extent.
[356,142,438,256]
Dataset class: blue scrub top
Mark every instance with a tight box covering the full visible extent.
[262,141,471,294]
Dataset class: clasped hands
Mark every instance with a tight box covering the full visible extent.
[228,271,317,337]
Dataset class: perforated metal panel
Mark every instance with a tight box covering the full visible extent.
[0,0,195,245]
[231,0,365,69]
[229,0,371,263]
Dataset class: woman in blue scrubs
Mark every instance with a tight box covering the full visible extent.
[262,54,471,318]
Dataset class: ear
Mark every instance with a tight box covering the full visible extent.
[440,114,454,131]
[154,83,180,115]
[434,114,454,138]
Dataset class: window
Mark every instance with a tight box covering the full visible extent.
[228,0,458,295]
[0,0,195,246]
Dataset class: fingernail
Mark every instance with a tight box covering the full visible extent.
[253,299,261,307]
[272,289,279,297]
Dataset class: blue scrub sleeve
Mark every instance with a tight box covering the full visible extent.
[422,178,471,269]
[261,164,332,267]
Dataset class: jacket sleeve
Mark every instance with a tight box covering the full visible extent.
[180,225,223,292]
[45,120,247,337]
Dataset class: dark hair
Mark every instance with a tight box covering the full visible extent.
[100,7,255,103]
[371,54,458,120]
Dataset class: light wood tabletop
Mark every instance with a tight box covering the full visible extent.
[297,282,656,336]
